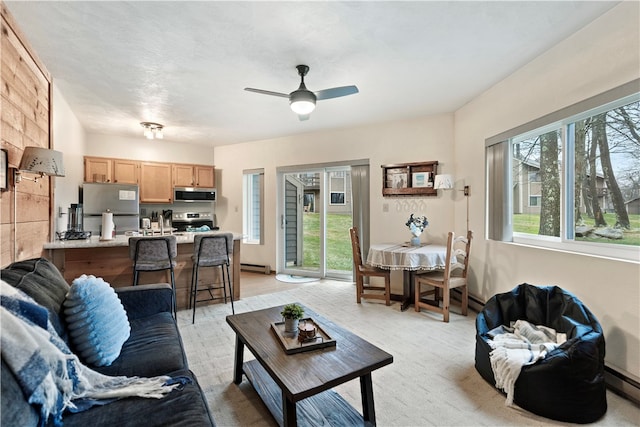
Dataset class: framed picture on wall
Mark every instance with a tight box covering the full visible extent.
[390,172,408,189]
[412,172,432,188]
[0,149,7,191]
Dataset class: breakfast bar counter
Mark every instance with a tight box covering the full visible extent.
[43,232,242,310]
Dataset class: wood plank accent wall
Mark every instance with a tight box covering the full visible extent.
[1,2,53,267]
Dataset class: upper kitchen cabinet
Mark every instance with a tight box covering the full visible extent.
[140,162,173,203]
[84,157,113,183]
[173,164,195,187]
[195,165,215,188]
[84,156,139,184]
[173,164,215,188]
[112,159,139,184]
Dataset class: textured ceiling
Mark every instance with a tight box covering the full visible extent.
[5,1,618,147]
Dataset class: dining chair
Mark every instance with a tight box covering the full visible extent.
[414,230,472,322]
[349,227,391,306]
[129,235,178,318]
[190,233,235,323]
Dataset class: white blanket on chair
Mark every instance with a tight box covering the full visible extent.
[488,319,566,406]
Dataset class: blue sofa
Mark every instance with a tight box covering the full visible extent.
[1,258,215,426]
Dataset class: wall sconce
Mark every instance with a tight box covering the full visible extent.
[434,174,471,232]
[13,146,65,260]
[14,146,66,183]
[140,122,164,139]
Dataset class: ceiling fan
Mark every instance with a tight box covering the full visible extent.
[245,65,359,121]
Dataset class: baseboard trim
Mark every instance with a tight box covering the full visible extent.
[605,366,640,406]
[240,263,271,275]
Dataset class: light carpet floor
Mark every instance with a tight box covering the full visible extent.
[177,280,640,426]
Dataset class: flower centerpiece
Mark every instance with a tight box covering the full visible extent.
[406,214,429,246]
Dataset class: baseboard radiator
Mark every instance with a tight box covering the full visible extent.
[240,263,271,275]
[452,289,640,405]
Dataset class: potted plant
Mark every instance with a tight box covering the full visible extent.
[281,303,304,333]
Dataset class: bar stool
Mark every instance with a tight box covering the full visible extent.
[129,235,178,318]
[190,233,234,323]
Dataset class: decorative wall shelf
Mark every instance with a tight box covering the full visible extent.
[381,161,438,197]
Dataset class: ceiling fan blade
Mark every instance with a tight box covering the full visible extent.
[298,114,310,121]
[244,88,289,98]
[315,85,359,100]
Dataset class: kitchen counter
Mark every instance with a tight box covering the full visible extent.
[43,231,242,249]
[43,231,242,309]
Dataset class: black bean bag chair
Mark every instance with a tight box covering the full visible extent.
[475,283,606,424]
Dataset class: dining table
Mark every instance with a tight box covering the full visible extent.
[366,243,448,311]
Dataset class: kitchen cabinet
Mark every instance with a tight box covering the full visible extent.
[113,159,139,184]
[84,157,113,183]
[195,165,215,187]
[140,162,173,203]
[84,156,214,202]
[173,164,195,187]
[381,161,438,196]
[173,164,215,188]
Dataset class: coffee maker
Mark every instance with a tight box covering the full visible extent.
[58,204,92,240]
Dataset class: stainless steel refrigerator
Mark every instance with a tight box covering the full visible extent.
[82,183,140,237]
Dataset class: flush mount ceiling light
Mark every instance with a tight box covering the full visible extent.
[140,122,164,139]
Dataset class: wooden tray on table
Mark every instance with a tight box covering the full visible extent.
[270,318,336,355]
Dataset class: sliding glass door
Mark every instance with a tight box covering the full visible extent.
[278,166,353,280]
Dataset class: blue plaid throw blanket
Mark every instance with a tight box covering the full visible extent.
[0,280,184,426]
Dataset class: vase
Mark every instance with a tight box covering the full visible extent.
[284,318,299,333]
[410,236,421,247]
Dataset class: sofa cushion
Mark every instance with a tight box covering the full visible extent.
[95,312,188,378]
[64,275,131,367]
[59,369,215,427]
[0,258,69,340]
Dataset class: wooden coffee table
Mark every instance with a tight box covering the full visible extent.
[226,304,393,426]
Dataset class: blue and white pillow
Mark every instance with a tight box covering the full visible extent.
[64,275,130,367]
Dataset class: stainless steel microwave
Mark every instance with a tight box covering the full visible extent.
[174,187,216,202]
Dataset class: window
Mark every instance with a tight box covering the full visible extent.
[329,171,346,205]
[242,169,264,244]
[487,80,640,262]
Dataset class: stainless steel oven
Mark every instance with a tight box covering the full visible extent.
[171,211,218,231]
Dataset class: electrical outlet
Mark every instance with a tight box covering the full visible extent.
[382,203,389,212]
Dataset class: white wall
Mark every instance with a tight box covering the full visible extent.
[52,82,86,233]
[85,133,214,165]
[454,2,640,379]
[214,113,455,294]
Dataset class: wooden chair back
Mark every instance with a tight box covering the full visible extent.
[349,226,364,270]
[349,226,391,306]
[442,230,472,282]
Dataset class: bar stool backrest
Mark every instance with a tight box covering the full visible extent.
[129,236,178,270]
[193,233,233,267]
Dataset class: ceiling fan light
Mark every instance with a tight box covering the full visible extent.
[291,100,316,115]
[290,89,316,115]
